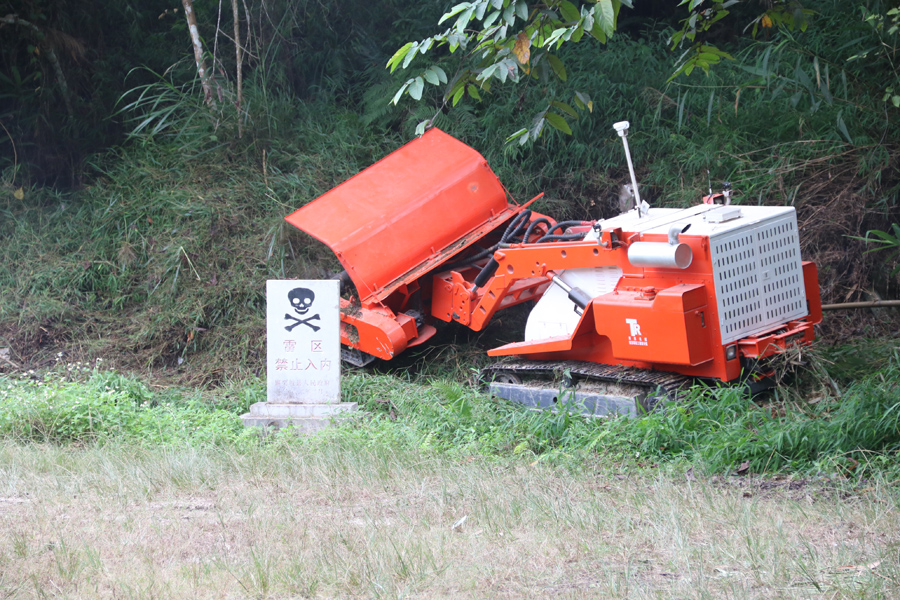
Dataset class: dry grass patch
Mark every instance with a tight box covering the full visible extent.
[0,441,898,599]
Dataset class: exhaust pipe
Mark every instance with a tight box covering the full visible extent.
[628,242,693,269]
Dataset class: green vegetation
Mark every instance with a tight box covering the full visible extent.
[0,363,253,446]
[2,352,898,478]
[1,0,899,483]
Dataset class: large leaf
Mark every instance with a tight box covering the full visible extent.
[439,2,473,25]
[545,112,572,134]
[559,1,581,22]
[547,54,567,81]
[596,0,616,37]
[550,100,577,118]
[387,42,414,72]
[409,77,425,100]
[515,0,529,21]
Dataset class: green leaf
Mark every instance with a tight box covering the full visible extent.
[589,19,608,43]
[467,84,482,100]
[387,42,414,72]
[836,110,853,144]
[550,100,577,118]
[597,0,616,36]
[457,6,476,33]
[424,69,440,85]
[571,23,585,43]
[699,44,733,61]
[391,81,411,105]
[402,42,419,69]
[434,66,448,84]
[497,61,509,83]
[559,1,580,22]
[506,127,529,144]
[543,27,567,48]
[547,54,567,81]
[451,84,466,106]
[478,63,500,81]
[409,77,425,100]
[575,96,594,118]
[439,2,473,25]
[475,0,489,20]
[515,0,529,21]
[545,112,572,134]
[503,4,515,25]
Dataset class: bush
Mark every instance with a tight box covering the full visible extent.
[0,367,248,446]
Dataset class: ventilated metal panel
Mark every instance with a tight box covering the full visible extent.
[711,213,807,344]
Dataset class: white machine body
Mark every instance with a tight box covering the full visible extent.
[526,203,808,345]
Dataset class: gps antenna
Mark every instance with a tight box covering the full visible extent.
[613,121,643,216]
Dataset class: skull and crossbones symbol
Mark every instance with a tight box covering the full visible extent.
[284,287,320,332]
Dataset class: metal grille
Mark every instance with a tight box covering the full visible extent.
[711,213,807,344]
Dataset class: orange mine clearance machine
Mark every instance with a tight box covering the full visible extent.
[285,122,822,408]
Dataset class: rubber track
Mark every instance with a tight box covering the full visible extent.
[480,359,695,400]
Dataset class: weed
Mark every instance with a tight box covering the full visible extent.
[0,366,250,446]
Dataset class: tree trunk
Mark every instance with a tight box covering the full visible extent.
[181,0,215,107]
[232,0,243,137]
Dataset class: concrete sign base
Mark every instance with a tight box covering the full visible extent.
[241,401,358,434]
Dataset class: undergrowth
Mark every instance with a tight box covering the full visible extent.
[2,360,898,479]
[3,4,899,377]
[0,364,257,446]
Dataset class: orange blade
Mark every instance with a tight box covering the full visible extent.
[285,128,516,303]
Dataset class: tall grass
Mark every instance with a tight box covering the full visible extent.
[2,360,898,477]
[0,94,402,378]
[0,366,253,446]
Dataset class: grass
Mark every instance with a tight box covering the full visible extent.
[2,357,899,476]
[0,432,898,598]
[0,343,897,598]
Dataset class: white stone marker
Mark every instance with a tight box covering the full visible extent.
[240,280,357,433]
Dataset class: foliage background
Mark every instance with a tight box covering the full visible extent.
[1,0,898,382]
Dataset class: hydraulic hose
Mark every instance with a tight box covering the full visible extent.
[523,217,552,243]
[501,210,532,244]
[536,220,590,243]
[536,233,586,242]
[470,210,532,287]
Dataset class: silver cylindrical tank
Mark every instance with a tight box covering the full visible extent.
[627,242,693,269]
